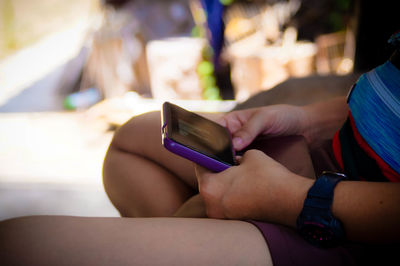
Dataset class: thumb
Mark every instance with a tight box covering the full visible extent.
[194,164,213,189]
[232,114,265,150]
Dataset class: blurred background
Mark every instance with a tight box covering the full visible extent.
[0,0,392,220]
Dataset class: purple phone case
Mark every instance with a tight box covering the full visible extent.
[161,103,232,172]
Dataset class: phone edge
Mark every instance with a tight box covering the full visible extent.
[161,102,231,172]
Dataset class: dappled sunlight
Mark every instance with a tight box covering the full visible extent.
[0,0,355,221]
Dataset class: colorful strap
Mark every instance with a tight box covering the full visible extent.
[332,112,400,182]
[332,32,400,182]
[347,61,400,176]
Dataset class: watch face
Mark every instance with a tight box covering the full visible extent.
[297,172,347,247]
[300,222,336,247]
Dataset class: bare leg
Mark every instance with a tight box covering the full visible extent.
[103,111,221,217]
[0,216,273,266]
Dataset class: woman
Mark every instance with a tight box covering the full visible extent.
[0,34,399,266]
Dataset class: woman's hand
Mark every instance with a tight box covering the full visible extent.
[219,97,349,150]
[195,150,313,227]
[218,105,309,151]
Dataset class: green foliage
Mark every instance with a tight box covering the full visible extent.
[219,0,234,6]
[191,25,205,38]
[328,0,353,32]
[203,86,220,100]
[200,75,216,88]
[197,61,214,76]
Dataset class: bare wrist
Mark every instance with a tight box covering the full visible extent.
[281,174,314,227]
[300,97,348,145]
[299,105,315,143]
[260,173,314,228]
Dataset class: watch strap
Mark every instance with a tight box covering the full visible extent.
[296,171,347,247]
[304,172,347,210]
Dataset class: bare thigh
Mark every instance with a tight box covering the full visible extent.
[0,216,273,266]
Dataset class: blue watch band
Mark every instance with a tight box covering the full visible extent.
[296,171,347,247]
[304,172,347,210]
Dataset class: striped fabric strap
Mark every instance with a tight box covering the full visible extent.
[332,113,400,182]
[366,68,400,119]
[348,113,400,182]
[332,32,400,182]
[347,61,400,175]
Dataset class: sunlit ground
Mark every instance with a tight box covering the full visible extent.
[0,21,91,106]
[0,0,238,221]
[0,0,352,221]
[0,111,120,219]
[0,0,100,105]
[0,0,119,220]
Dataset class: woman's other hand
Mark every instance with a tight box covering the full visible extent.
[195,150,312,227]
[219,97,348,151]
[218,105,309,151]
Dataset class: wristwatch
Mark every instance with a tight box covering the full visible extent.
[296,171,347,247]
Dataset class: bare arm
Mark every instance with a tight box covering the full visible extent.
[302,96,349,147]
[264,173,400,244]
[196,151,400,244]
[333,180,400,243]
[220,97,349,151]
[197,97,400,244]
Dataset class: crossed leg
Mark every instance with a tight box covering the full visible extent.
[103,111,220,217]
[0,111,274,265]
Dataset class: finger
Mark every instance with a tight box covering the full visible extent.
[194,164,213,186]
[194,164,208,177]
[218,115,242,134]
[240,149,269,164]
[232,114,266,150]
[235,155,243,164]
[216,116,227,127]
[241,149,285,171]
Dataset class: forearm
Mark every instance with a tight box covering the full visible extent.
[333,181,400,243]
[267,175,400,244]
[302,97,348,145]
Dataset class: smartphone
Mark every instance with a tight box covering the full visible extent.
[161,101,236,172]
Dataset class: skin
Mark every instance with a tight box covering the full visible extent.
[102,111,216,217]
[0,96,399,265]
[0,216,272,266]
[196,152,400,243]
[196,97,400,243]
[1,112,273,266]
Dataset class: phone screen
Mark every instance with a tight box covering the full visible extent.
[165,102,236,166]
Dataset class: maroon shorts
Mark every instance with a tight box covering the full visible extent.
[248,221,359,266]
[247,220,398,266]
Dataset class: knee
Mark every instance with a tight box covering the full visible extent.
[0,215,45,239]
[110,111,161,151]
[0,216,85,265]
[0,215,31,234]
[102,111,162,196]
[102,110,161,175]
[0,216,47,262]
